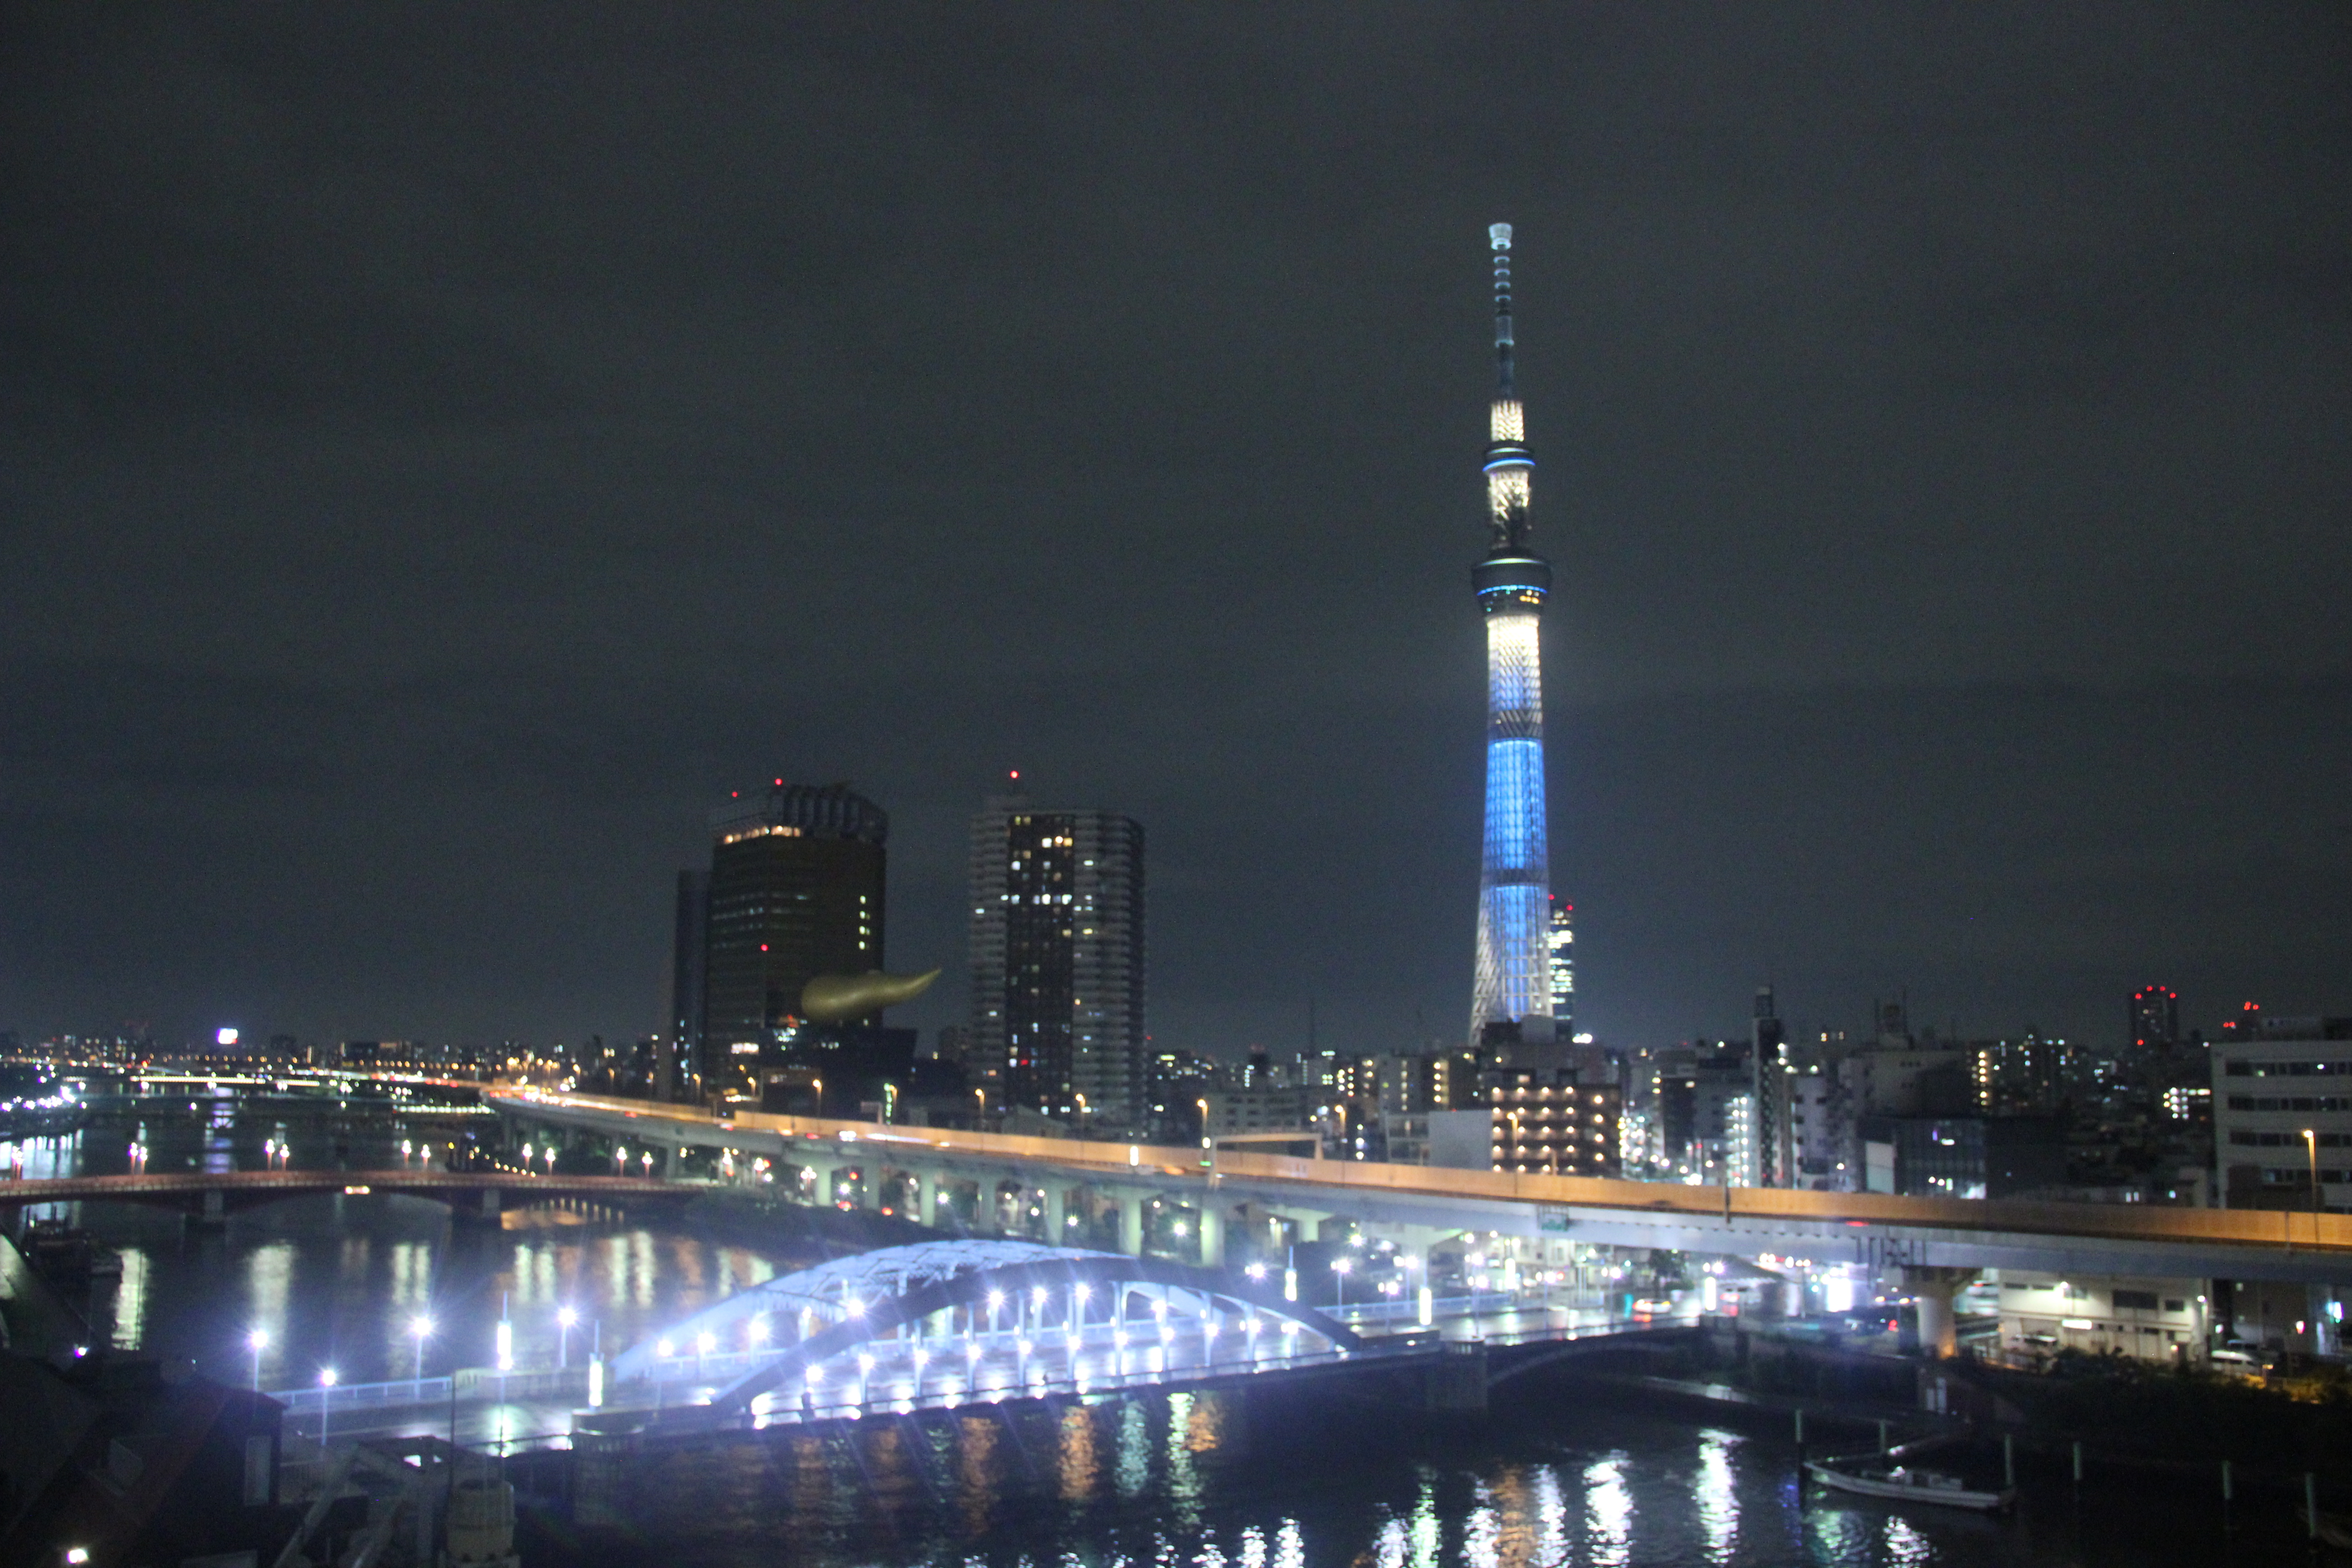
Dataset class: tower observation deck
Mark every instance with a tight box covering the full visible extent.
[1470,223,1555,1042]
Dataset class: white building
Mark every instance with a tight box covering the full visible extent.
[1990,1272,2209,1363]
[2212,1016,2352,1210]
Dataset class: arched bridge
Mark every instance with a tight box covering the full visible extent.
[607,1240,1365,1426]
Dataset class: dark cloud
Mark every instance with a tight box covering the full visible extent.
[1,4,2347,1052]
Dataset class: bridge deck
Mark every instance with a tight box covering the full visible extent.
[490,1089,2352,1265]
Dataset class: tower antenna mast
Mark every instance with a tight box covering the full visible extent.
[1468,222,1558,1045]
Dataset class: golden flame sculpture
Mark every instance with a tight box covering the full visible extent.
[799,968,941,1023]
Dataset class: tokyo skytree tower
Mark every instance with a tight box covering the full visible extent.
[1469,222,1556,1042]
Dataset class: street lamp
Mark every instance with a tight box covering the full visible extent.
[2306,1129,2322,1238]
[247,1327,267,1392]
[557,1307,578,1369]
[1197,1098,1211,1152]
[409,1316,433,1389]
[1331,1256,1352,1309]
[317,1368,338,1445]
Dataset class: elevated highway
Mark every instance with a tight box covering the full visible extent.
[492,1090,2352,1286]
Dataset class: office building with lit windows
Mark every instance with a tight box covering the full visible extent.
[2213,1015,2352,1211]
[698,783,889,1095]
[1546,898,1574,1034]
[969,796,1145,1127]
[1482,1074,1622,1177]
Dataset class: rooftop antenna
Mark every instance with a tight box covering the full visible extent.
[1490,222,1515,395]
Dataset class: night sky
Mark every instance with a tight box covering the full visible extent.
[3,6,2347,1058]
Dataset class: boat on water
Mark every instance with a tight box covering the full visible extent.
[1806,1456,2016,1513]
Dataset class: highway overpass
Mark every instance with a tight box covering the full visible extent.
[490,1090,2352,1288]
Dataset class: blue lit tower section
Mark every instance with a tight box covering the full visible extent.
[1470,222,1556,1042]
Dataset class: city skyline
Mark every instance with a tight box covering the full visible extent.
[2,8,2347,1058]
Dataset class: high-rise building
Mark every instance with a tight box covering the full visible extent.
[2131,985,2181,1051]
[969,795,1145,1127]
[1751,985,1788,1186]
[664,868,708,1101]
[1469,222,1557,1045]
[700,783,889,1095]
[1546,898,1574,1033]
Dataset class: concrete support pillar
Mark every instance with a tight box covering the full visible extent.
[1045,1185,1068,1242]
[1197,1203,1225,1269]
[915,1170,937,1228]
[663,1144,682,1180]
[805,1161,838,1208]
[1904,1266,1978,1359]
[1118,1192,1146,1256]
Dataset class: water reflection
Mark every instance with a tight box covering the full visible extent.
[1583,1455,1633,1568]
[1463,1478,1499,1568]
[1165,1391,1204,1531]
[1531,1464,1568,1568]
[1057,1402,1098,1499]
[1116,1399,1150,1499]
[1885,1514,1936,1566]
[1409,1470,1441,1568]
[1272,1517,1304,1568]
[111,1246,149,1351]
[1695,1429,1738,1562]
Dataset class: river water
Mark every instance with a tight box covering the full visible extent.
[7,1094,812,1387]
[2,1102,2308,1567]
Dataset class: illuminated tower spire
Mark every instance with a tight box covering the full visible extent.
[1470,222,1555,1042]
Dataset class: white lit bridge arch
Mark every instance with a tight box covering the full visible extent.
[609,1240,1364,1424]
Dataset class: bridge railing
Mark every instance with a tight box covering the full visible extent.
[1333,1290,1518,1326]
[268,1364,595,1415]
[268,1375,456,1413]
